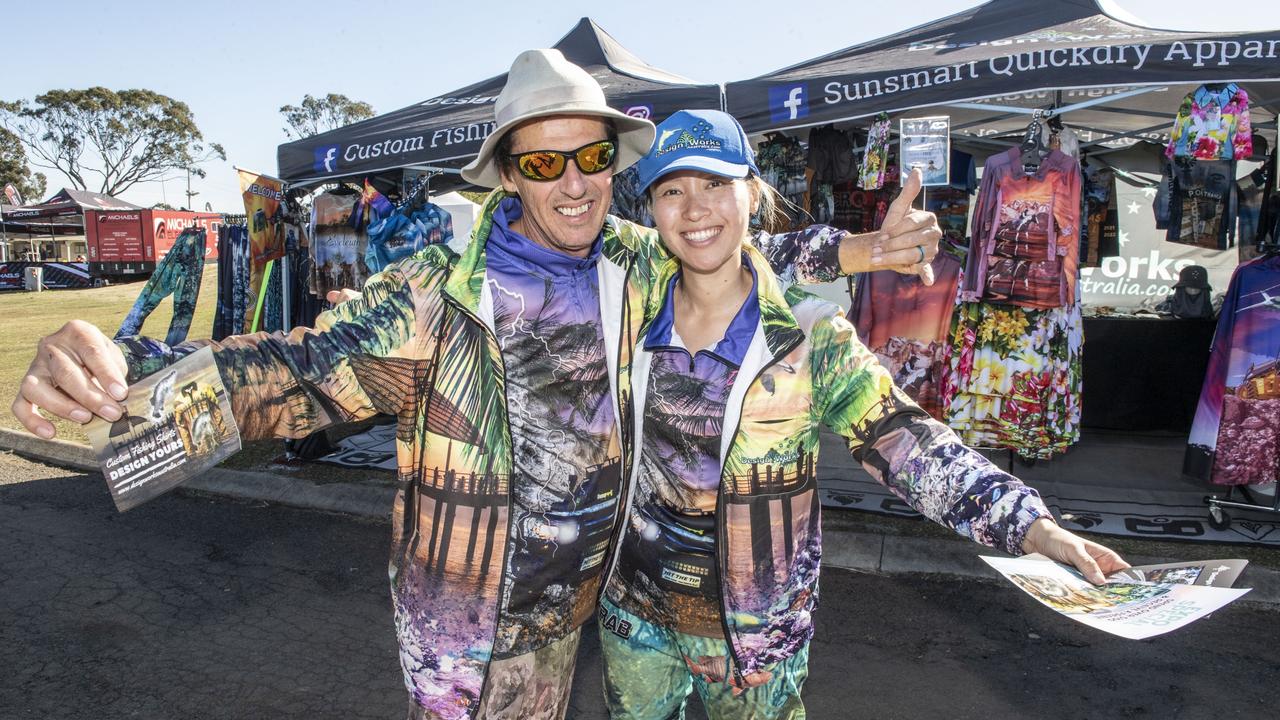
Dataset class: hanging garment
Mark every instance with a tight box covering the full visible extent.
[1153,160,1173,230]
[927,188,972,247]
[807,125,857,185]
[366,203,453,273]
[291,240,326,328]
[1166,83,1252,161]
[1185,254,1280,486]
[756,134,810,229]
[809,182,835,225]
[962,147,1082,309]
[609,164,655,227]
[1166,159,1237,250]
[309,191,368,297]
[849,248,964,420]
[115,228,206,346]
[941,300,1083,459]
[212,224,251,341]
[1079,164,1116,268]
[922,150,978,247]
[261,257,285,333]
[1254,151,1280,252]
[858,115,891,190]
[1238,168,1268,263]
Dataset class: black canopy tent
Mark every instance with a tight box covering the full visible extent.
[0,189,141,262]
[2,188,142,226]
[276,18,721,191]
[725,0,1280,149]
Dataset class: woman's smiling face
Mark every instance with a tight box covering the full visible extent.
[650,170,757,276]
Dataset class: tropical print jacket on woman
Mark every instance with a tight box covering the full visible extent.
[115,190,851,720]
[616,242,1052,679]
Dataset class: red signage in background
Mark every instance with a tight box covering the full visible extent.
[84,209,223,277]
[90,212,146,262]
[151,211,221,260]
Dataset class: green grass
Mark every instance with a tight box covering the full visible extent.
[0,270,393,486]
[0,269,218,443]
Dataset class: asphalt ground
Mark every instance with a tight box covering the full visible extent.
[2,451,1277,719]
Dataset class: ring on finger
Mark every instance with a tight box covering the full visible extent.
[916,245,926,263]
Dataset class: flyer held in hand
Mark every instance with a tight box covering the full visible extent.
[86,347,241,512]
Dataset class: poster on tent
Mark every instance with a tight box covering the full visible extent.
[899,116,950,187]
[1078,179,1238,308]
[237,168,286,267]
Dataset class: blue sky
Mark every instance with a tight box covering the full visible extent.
[6,0,1277,211]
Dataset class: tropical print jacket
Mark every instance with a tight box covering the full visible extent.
[115,190,850,720]
[617,242,1053,679]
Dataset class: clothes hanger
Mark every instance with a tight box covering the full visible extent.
[1019,109,1047,174]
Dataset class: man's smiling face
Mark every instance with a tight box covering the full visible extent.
[499,115,614,257]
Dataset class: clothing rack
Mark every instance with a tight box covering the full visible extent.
[1206,485,1280,530]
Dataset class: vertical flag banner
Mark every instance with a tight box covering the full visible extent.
[237,169,286,266]
[237,168,287,329]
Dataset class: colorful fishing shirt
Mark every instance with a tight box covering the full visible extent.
[1166,83,1252,161]
[858,114,891,190]
[606,261,760,637]
[850,249,964,421]
[1186,254,1280,486]
[963,147,1082,309]
[485,198,623,655]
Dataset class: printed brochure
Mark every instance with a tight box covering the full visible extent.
[982,554,1250,639]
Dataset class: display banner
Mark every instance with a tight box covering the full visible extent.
[0,262,91,290]
[727,1,1280,134]
[3,183,22,207]
[275,19,721,185]
[1079,179,1237,308]
[900,116,951,186]
[237,168,286,267]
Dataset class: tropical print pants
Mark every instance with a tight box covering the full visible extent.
[598,598,808,720]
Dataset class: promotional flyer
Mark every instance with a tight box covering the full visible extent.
[86,347,241,512]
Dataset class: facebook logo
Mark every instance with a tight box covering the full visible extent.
[314,145,340,173]
[768,84,808,123]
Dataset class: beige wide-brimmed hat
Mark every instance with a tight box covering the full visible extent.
[460,49,656,188]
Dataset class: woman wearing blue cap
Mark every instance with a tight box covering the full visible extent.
[598,109,1127,719]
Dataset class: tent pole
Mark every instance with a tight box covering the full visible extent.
[1051,87,1158,115]
[948,101,1044,115]
[1076,121,1171,149]
[952,112,1022,131]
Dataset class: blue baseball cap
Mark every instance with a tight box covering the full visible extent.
[634,109,760,194]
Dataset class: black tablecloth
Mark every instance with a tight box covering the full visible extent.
[1081,316,1216,432]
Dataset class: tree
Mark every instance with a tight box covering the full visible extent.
[0,88,225,197]
[280,94,375,140]
[0,125,46,203]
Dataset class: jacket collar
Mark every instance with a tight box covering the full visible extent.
[441,189,503,316]
[643,254,759,367]
[642,239,803,359]
[445,189,644,317]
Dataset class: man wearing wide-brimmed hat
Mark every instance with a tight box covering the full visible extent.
[14,49,941,720]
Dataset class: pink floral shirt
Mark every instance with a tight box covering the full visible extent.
[1165,83,1252,161]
